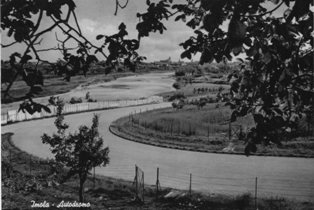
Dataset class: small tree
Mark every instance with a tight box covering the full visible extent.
[41,100,109,202]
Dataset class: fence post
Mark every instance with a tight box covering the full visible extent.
[170,120,173,136]
[93,167,95,189]
[29,156,32,176]
[207,124,210,140]
[135,165,138,198]
[228,121,231,141]
[156,167,160,200]
[142,172,145,202]
[189,173,192,198]
[9,149,12,165]
[132,114,134,126]
[255,177,258,210]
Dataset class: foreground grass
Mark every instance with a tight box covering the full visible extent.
[111,104,314,158]
[2,133,313,210]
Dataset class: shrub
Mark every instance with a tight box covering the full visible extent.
[172,82,181,90]
[213,80,228,85]
[69,97,83,104]
[234,193,251,209]
[87,98,97,102]
[172,100,185,109]
[85,92,90,100]
[169,93,186,101]
[175,71,185,77]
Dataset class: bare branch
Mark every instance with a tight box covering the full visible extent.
[72,10,82,34]
[29,44,54,65]
[34,38,43,46]
[246,1,284,17]
[114,0,129,16]
[51,16,109,60]
[1,41,18,48]
[30,10,43,37]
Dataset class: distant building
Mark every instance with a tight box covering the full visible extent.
[159,57,171,64]
[153,57,171,67]
[153,57,185,69]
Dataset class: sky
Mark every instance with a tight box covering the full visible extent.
[1,0,288,63]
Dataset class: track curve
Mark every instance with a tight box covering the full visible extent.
[2,103,314,201]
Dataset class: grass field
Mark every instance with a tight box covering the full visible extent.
[1,72,135,104]
[111,104,314,157]
[2,132,313,210]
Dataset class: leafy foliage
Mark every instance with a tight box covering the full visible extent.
[170,0,314,155]
[18,98,51,114]
[136,0,173,39]
[96,23,146,72]
[1,0,145,107]
[41,99,109,201]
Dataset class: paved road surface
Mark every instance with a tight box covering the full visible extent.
[2,103,314,201]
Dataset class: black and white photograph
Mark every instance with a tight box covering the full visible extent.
[1,0,314,209]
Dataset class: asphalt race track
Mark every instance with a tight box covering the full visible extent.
[2,103,314,201]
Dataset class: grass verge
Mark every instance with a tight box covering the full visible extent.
[110,105,314,158]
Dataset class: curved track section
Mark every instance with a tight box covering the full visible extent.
[2,103,314,201]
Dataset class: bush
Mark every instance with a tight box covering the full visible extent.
[172,100,185,109]
[87,98,97,102]
[169,93,186,102]
[197,98,207,109]
[69,97,83,104]
[172,82,181,90]
[213,80,228,85]
[234,193,251,209]
[175,71,185,77]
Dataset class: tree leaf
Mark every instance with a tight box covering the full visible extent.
[181,50,192,59]
[96,35,104,40]
[118,22,126,31]
[262,52,272,64]
[228,18,247,47]
[21,54,32,63]
[200,48,213,65]
[203,14,222,33]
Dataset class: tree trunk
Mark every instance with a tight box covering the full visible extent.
[79,174,86,202]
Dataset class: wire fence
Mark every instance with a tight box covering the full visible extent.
[1,96,163,125]
[106,164,314,204]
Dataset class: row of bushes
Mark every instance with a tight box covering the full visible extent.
[69,92,97,104]
[69,97,97,104]
[172,96,220,110]
[193,86,224,94]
